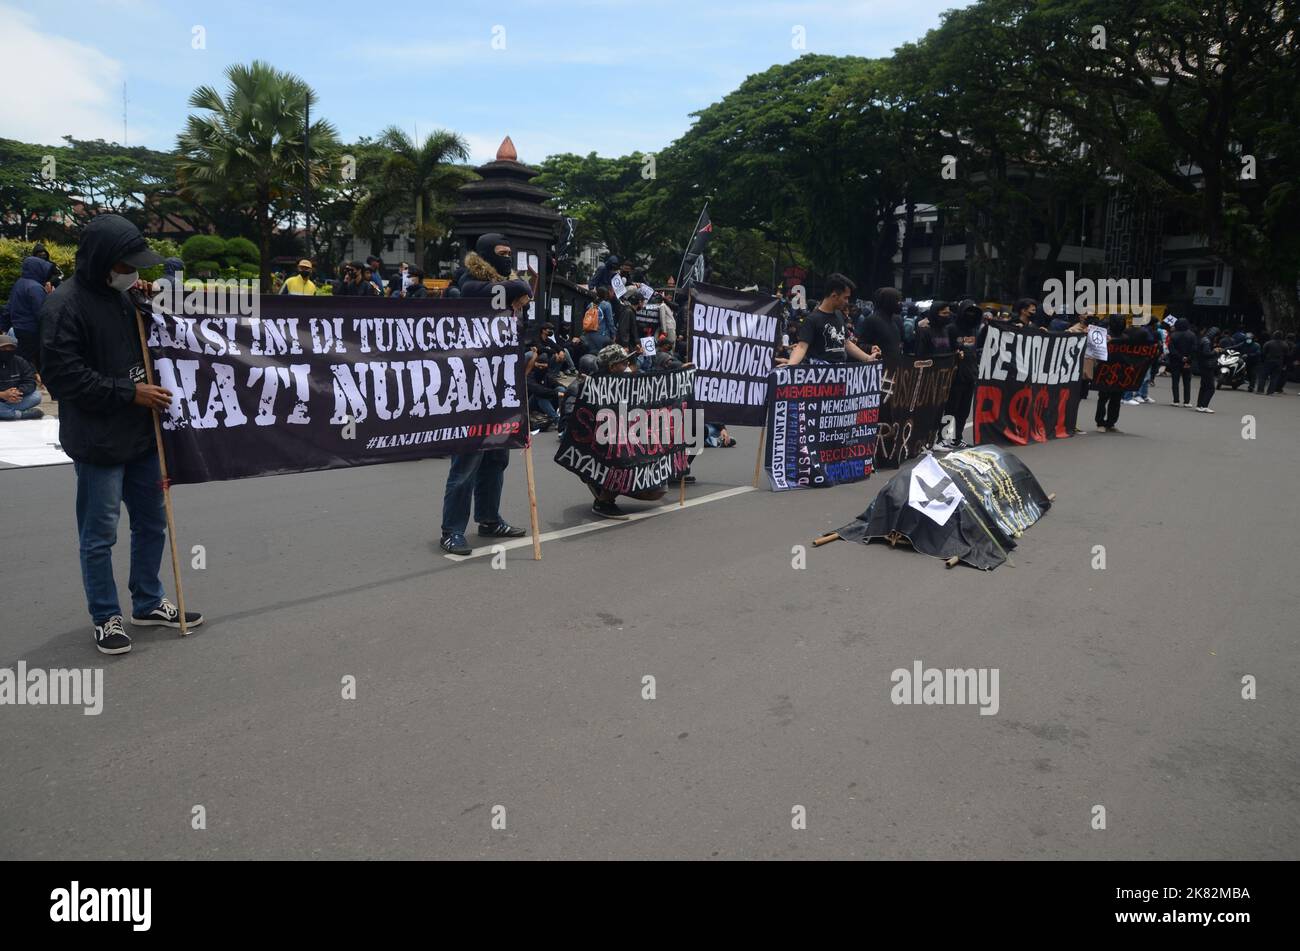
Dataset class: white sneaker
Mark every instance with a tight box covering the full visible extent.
[1122,399,1141,406]
[1142,397,1155,403]
[1203,407,1215,413]
[1172,401,1182,406]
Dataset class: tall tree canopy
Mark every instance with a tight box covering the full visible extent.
[176,60,340,288]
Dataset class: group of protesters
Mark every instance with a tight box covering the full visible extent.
[5,215,1299,658]
[769,282,1299,439]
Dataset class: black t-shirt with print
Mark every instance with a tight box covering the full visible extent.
[799,308,848,363]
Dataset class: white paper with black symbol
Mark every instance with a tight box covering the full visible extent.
[908,453,962,526]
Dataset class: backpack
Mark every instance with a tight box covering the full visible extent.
[582,303,600,332]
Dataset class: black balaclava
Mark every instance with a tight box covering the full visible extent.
[475,233,512,277]
[955,299,982,333]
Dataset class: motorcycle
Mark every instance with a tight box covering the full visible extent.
[1217,349,1250,390]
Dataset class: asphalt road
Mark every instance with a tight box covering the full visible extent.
[2,388,1297,859]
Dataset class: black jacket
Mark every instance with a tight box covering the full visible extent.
[0,348,37,395]
[857,312,904,360]
[1168,329,1197,368]
[39,215,155,465]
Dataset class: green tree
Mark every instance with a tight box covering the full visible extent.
[659,55,911,290]
[535,152,667,268]
[1011,0,1300,330]
[175,61,341,289]
[351,127,471,271]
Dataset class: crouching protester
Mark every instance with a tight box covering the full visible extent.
[0,333,44,420]
[39,214,204,655]
[558,344,680,520]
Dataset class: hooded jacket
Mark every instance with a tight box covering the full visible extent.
[7,256,56,333]
[588,254,619,290]
[39,215,156,465]
[456,234,531,303]
[0,346,37,396]
[947,302,984,382]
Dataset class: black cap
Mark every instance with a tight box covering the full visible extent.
[120,240,165,269]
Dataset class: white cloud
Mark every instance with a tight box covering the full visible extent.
[0,3,132,146]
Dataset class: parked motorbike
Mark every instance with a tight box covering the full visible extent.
[1217,349,1250,389]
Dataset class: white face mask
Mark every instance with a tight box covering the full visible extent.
[108,270,138,292]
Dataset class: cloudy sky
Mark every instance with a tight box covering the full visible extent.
[2,0,970,163]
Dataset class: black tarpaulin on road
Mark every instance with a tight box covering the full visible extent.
[831,445,1052,570]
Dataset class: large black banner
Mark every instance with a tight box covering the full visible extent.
[973,323,1086,445]
[554,368,695,495]
[688,283,781,427]
[146,296,528,484]
[1092,341,1161,392]
[764,362,882,491]
[875,353,957,469]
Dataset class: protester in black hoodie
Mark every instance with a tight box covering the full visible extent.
[1167,318,1197,406]
[40,214,204,655]
[1194,325,1222,412]
[915,300,952,358]
[438,233,532,555]
[942,299,984,449]
[1092,315,1131,431]
[857,287,905,360]
[1260,331,1288,395]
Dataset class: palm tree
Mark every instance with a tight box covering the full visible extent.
[176,61,340,289]
[353,127,472,271]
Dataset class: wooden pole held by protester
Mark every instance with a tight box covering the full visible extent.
[132,303,189,636]
[752,424,766,488]
[523,442,542,560]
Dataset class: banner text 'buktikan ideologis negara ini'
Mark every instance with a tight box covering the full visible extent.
[147,296,528,484]
[688,282,781,427]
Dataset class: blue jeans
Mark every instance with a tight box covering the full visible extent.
[440,449,509,536]
[0,390,41,420]
[534,397,560,421]
[74,451,167,624]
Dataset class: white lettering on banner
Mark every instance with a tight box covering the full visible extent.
[583,370,694,407]
[771,398,787,489]
[978,325,1085,386]
[690,303,779,342]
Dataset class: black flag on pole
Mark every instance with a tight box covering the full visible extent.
[677,204,712,291]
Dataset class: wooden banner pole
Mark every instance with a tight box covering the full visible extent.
[133,304,189,637]
[752,424,766,488]
[523,442,542,561]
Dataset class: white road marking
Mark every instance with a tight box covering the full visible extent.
[444,485,758,561]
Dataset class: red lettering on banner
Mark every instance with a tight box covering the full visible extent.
[774,384,846,399]
[1006,387,1031,445]
[973,385,1001,443]
[1029,388,1048,443]
[1055,388,1071,439]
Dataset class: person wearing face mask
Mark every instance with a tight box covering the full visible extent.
[438,234,534,556]
[456,232,537,299]
[279,259,317,295]
[39,214,205,656]
[914,300,952,358]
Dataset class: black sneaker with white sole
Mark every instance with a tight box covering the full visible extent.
[94,615,132,655]
[592,499,630,520]
[131,598,205,629]
[477,520,526,538]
